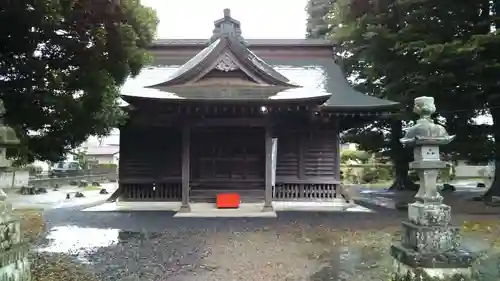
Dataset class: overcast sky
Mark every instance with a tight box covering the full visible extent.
[141,0,309,39]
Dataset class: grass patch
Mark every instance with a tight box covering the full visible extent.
[83,185,102,191]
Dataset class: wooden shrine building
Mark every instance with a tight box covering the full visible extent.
[116,9,399,211]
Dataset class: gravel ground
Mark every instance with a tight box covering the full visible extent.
[30,201,500,281]
[32,205,407,281]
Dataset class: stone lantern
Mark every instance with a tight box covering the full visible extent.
[0,99,31,280]
[390,97,476,280]
[0,99,20,199]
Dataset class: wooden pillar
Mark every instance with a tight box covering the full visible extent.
[334,120,342,200]
[334,120,341,181]
[263,125,274,212]
[298,132,305,179]
[180,124,191,212]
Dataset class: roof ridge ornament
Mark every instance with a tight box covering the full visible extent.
[209,8,246,44]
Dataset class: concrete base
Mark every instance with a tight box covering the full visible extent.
[178,204,191,213]
[173,203,277,218]
[392,258,472,280]
[84,201,182,212]
[272,199,372,212]
[83,200,373,214]
[262,204,274,212]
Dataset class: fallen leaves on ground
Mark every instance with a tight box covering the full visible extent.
[14,208,45,242]
[31,253,99,281]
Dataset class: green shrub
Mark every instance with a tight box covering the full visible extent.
[409,170,419,182]
[362,169,378,183]
[376,166,392,181]
[340,149,372,164]
[360,166,393,183]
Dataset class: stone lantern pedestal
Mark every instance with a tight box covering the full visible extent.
[0,99,31,281]
[390,97,476,280]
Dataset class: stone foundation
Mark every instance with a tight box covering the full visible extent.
[408,203,451,226]
[390,202,476,281]
[391,244,474,269]
[392,258,472,281]
[0,202,31,281]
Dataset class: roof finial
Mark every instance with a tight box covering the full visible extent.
[209,8,246,44]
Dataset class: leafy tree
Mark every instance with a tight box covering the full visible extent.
[327,0,491,190]
[306,0,334,38]
[470,0,500,200]
[0,0,158,163]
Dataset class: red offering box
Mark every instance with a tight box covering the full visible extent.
[216,193,240,208]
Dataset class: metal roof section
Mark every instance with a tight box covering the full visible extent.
[123,8,399,111]
[124,58,398,110]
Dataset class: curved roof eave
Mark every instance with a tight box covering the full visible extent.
[121,92,331,105]
[146,36,300,89]
[146,38,225,88]
[319,101,401,112]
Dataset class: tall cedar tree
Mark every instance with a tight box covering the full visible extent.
[0,0,158,163]
[328,0,493,190]
[306,0,335,38]
[477,0,500,199]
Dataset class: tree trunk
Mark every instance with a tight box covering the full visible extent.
[482,106,500,200]
[482,0,500,202]
[388,119,418,191]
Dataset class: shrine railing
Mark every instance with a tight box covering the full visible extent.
[119,182,182,201]
[273,182,338,200]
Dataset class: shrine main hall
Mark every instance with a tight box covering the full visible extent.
[112,9,398,213]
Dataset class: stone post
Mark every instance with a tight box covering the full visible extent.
[0,99,31,280]
[390,97,475,280]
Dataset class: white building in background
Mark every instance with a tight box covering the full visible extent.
[80,129,120,165]
[31,129,121,171]
[341,142,358,151]
[83,129,120,147]
[84,146,120,165]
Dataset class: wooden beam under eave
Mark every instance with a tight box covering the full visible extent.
[194,117,269,127]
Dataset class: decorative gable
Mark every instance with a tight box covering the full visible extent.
[214,53,239,72]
